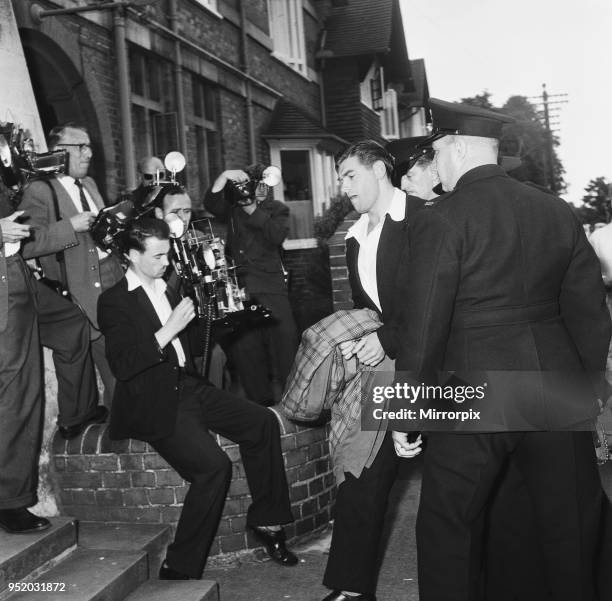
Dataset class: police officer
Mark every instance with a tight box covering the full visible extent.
[392,99,611,601]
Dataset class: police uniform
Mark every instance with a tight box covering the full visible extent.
[396,99,611,601]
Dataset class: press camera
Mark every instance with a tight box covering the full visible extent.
[0,122,67,202]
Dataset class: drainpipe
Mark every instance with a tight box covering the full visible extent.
[113,5,136,189]
[238,3,256,163]
[169,0,187,156]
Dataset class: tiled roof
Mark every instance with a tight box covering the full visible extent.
[401,59,429,107]
[263,99,347,146]
[322,0,394,58]
[320,0,412,87]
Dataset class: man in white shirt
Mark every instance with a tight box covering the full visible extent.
[319,141,422,601]
[20,123,123,417]
[98,217,298,580]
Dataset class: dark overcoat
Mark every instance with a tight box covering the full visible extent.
[396,164,611,428]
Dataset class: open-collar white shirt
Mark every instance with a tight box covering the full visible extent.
[126,267,186,367]
[345,188,405,312]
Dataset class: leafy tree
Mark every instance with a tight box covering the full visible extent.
[575,177,611,225]
[460,92,565,192]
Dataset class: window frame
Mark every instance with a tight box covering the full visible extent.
[267,0,308,77]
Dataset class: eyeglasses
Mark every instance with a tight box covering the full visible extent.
[58,143,92,153]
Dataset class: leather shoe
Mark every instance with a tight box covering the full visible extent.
[58,405,108,440]
[158,560,192,580]
[0,508,51,534]
[250,526,298,566]
[321,592,376,601]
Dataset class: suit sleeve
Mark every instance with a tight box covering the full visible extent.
[203,188,230,220]
[560,219,611,395]
[19,180,78,259]
[242,201,289,247]
[395,209,462,382]
[98,289,170,381]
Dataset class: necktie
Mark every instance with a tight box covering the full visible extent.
[74,178,92,212]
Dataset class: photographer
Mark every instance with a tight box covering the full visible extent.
[19,123,124,410]
[0,188,51,534]
[204,166,298,406]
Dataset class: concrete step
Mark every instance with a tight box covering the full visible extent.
[4,548,147,600]
[125,580,219,601]
[77,522,173,577]
[0,518,76,597]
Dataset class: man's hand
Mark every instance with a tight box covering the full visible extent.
[353,332,385,366]
[211,169,249,193]
[0,211,31,243]
[392,431,423,458]
[70,212,96,232]
[165,297,196,337]
[339,339,358,361]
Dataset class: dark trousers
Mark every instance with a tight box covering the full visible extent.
[0,257,42,509]
[150,374,294,577]
[323,433,399,595]
[226,292,298,404]
[35,280,99,426]
[90,255,123,406]
[417,431,601,601]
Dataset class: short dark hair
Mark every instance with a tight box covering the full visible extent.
[122,217,170,253]
[153,184,188,210]
[47,122,89,149]
[335,140,395,180]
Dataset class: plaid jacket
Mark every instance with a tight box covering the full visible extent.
[281,308,394,482]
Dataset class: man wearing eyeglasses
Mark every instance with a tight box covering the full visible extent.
[19,123,124,419]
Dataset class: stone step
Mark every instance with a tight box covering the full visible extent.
[77,522,173,577]
[124,580,219,601]
[0,518,77,598]
[4,548,147,601]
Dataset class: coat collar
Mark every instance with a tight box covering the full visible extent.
[454,164,507,190]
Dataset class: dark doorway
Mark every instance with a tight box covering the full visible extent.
[19,28,107,198]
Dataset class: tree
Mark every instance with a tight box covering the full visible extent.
[575,177,611,225]
[460,92,566,192]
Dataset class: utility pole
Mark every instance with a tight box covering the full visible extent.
[529,84,568,193]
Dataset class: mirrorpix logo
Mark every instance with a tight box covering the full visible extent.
[370,381,487,423]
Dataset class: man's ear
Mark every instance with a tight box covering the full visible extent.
[454,137,468,160]
[154,207,163,220]
[372,160,387,180]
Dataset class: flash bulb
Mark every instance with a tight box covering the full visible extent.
[164,151,186,174]
[262,165,282,187]
[164,213,185,238]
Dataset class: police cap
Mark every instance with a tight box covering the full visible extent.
[427,98,515,141]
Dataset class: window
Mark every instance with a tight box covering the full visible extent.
[267,0,307,76]
[381,89,399,140]
[129,47,177,176]
[360,61,384,110]
[189,74,220,202]
[268,140,341,243]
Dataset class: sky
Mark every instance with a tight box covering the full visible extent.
[399,0,612,205]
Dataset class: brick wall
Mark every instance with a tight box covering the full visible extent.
[328,214,358,311]
[51,412,335,556]
[285,246,333,333]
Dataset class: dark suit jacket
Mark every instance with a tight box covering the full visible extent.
[204,189,289,295]
[19,175,122,329]
[346,194,425,359]
[98,276,196,441]
[396,165,611,426]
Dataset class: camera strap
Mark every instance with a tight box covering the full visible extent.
[43,178,70,294]
[35,178,70,298]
